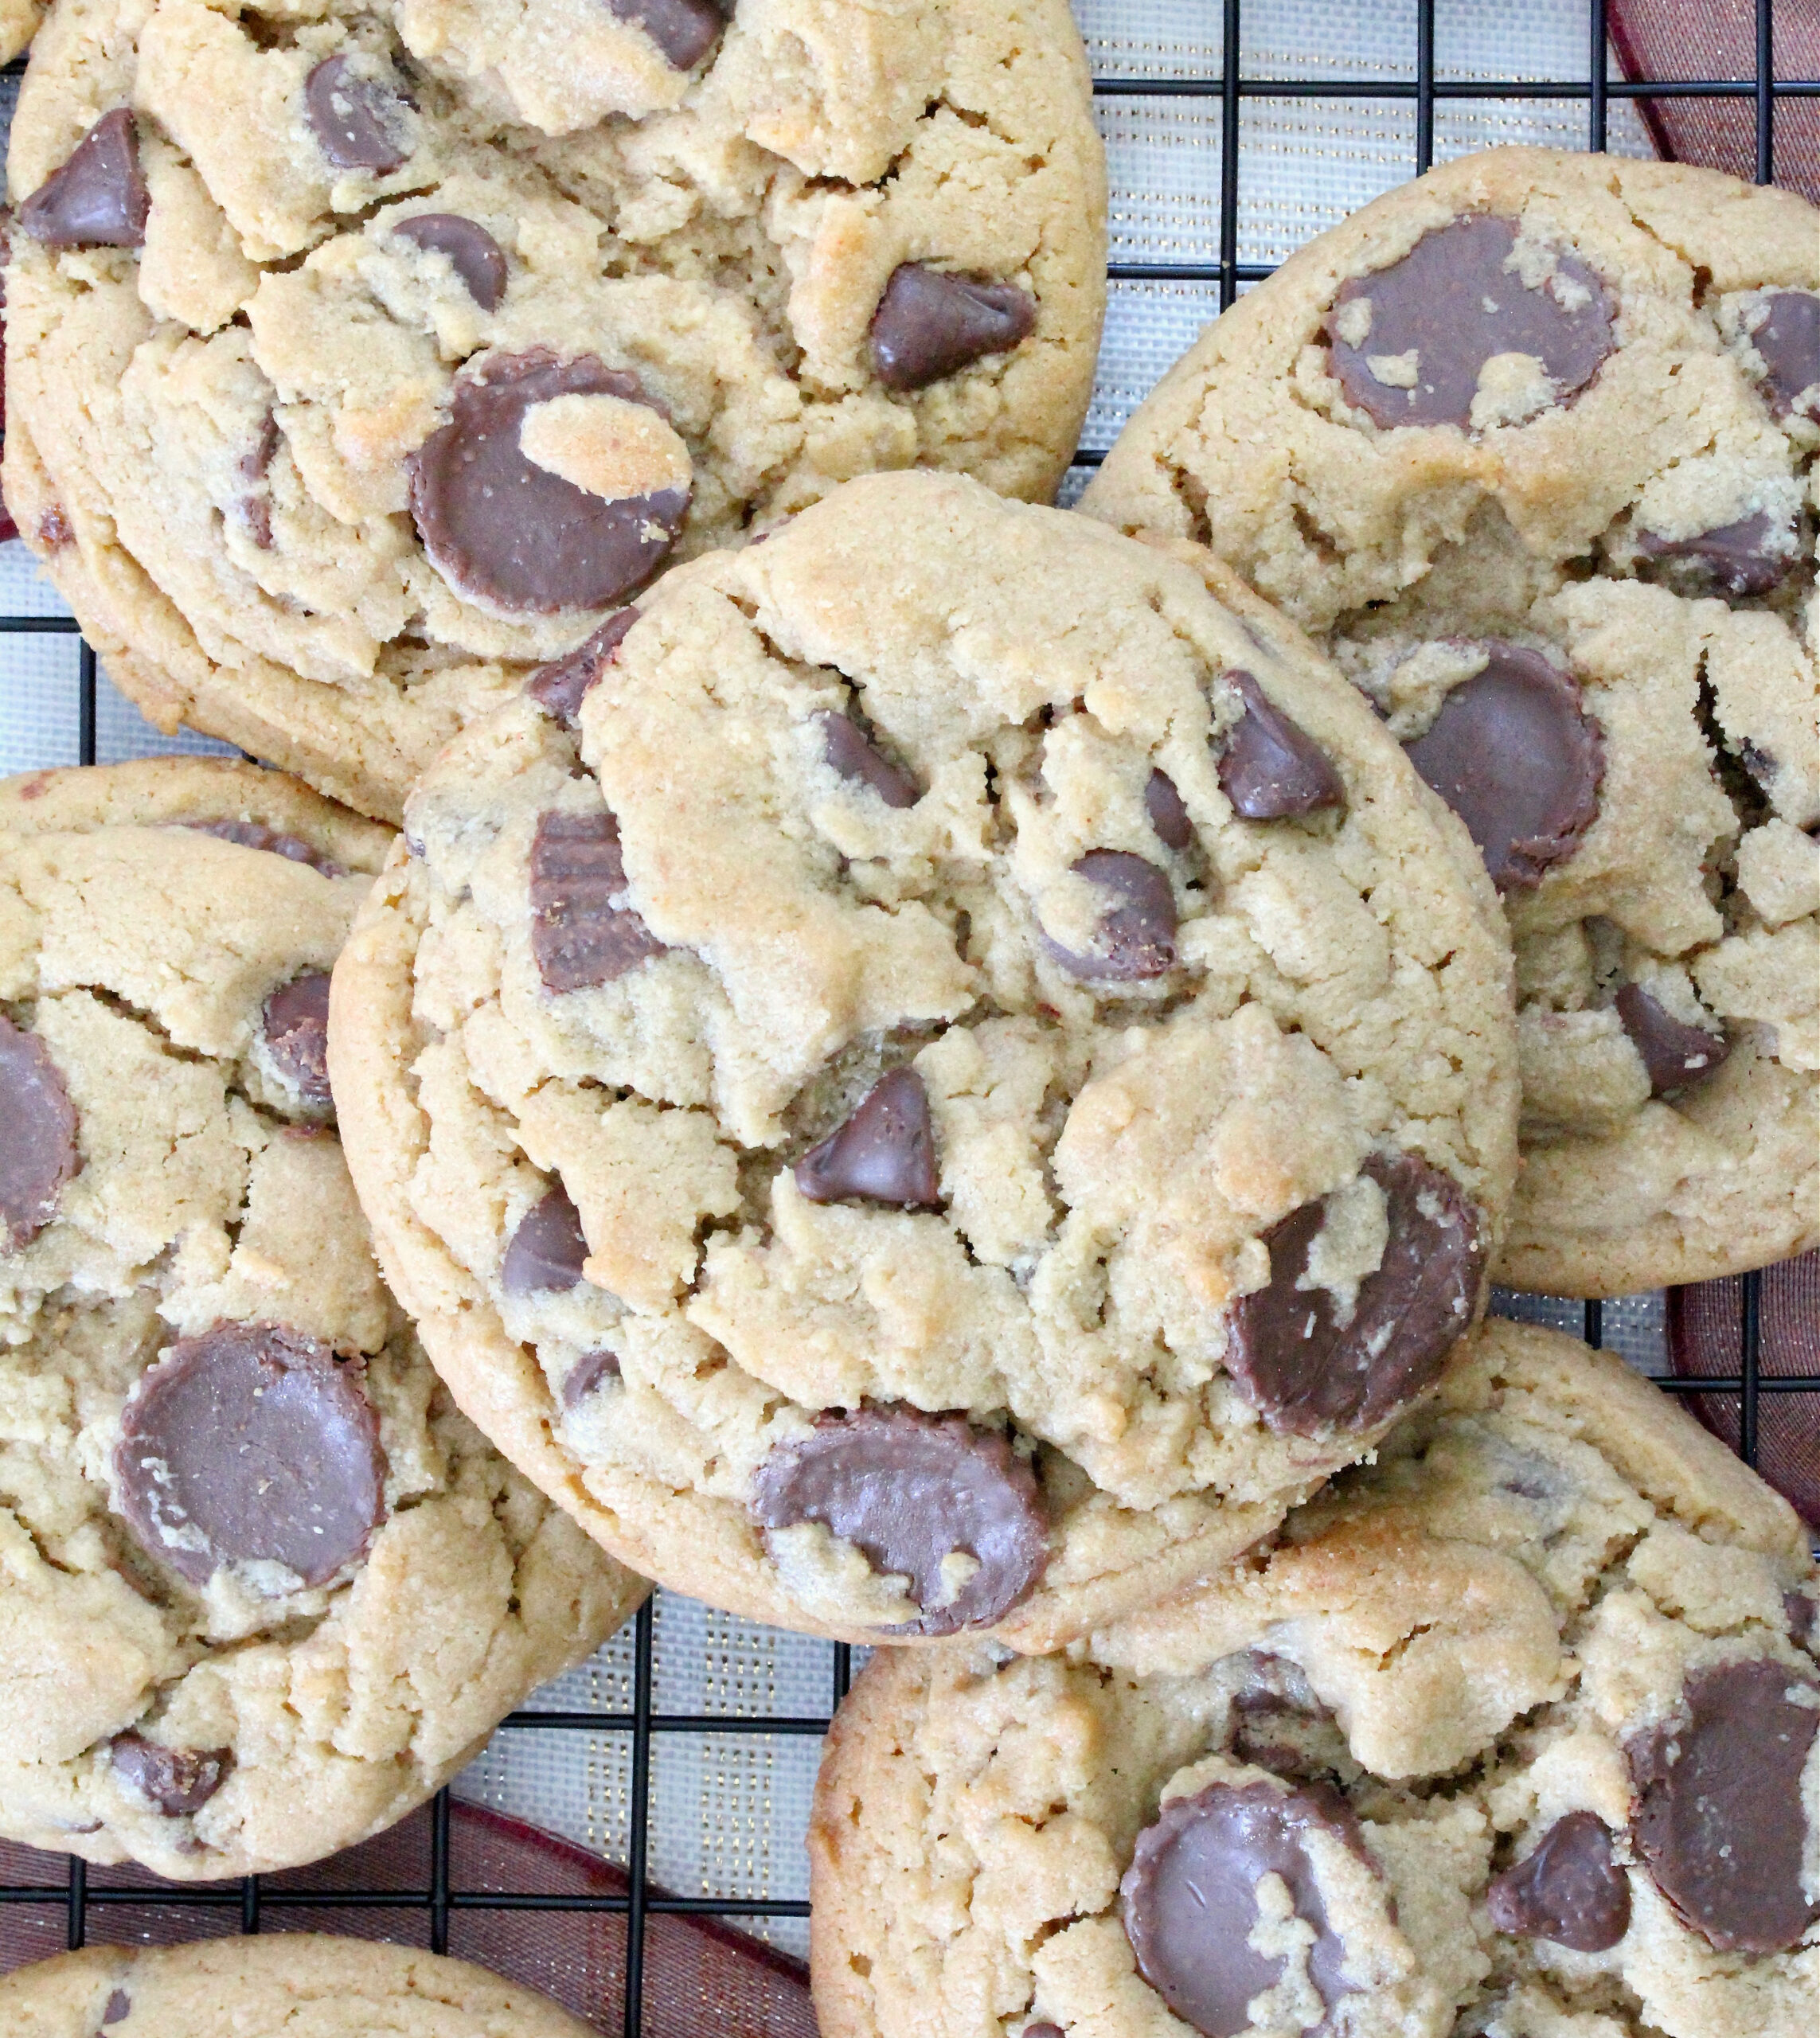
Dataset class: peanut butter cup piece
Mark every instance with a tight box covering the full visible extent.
[0,1015,80,1251]
[1748,290,1820,418]
[262,974,333,1108]
[109,1732,232,1818]
[529,808,667,991]
[869,265,1037,392]
[182,818,344,876]
[1635,510,1795,598]
[1486,1811,1631,1952]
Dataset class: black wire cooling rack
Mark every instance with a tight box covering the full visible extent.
[0,4,1814,2033]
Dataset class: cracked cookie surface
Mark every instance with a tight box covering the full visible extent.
[1082,147,1820,1297]
[2,0,1104,822]
[327,470,1517,1650]
[0,758,645,1880]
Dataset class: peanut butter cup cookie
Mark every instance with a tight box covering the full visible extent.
[328,471,1517,1650]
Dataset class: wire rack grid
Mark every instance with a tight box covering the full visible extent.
[0,3,1814,2033]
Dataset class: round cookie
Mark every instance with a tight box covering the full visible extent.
[1082,146,1820,1297]
[2,0,1105,824]
[327,469,1518,1650]
[809,1318,1820,2038]
[0,759,645,1880]
[0,1936,596,2035]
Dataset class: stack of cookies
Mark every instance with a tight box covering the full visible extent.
[0,2,1814,2033]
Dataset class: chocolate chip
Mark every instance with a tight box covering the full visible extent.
[409,350,688,614]
[795,1068,941,1208]
[262,974,333,1109]
[529,808,667,991]
[1629,1657,1820,1954]
[1486,1811,1631,1953]
[0,1015,80,1252]
[1636,510,1795,598]
[1044,850,1178,982]
[1401,643,1603,893]
[502,1184,589,1295]
[1748,291,1820,418]
[1145,769,1193,852]
[304,56,410,174]
[818,710,920,809]
[750,1407,1048,1635]
[1786,1589,1818,1655]
[563,1349,621,1407]
[394,213,508,310]
[1227,1152,1484,1435]
[182,819,344,877]
[1217,670,1345,819]
[869,264,1037,392]
[18,109,149,250]
[1121,1780,1364,2038]
[108,1732,232,1818]
[102,1989,131,2024]
[1614,983,1728,1098]
[525,610,639,728]
[1022,2026,1062,2038]
[115,1323,385,1588]
[1330,214,1611,431]
[606,0,726,68]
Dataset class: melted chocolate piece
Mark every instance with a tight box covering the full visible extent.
[108,1732,232,1818]
[409,350,688,614]
[1022,2026,1062,2038]
[502,1184,589,1295]
[1217,670,1345,819]
[262,974,333,1108]
[1145,769,1193,852]
[1044,850,1178,982]
[1629,1657,1820,1953]
[1486,1811,1631,1952]
[1749,291,1820,418]
[18,108,149,250]
[1615,983,1728,1098]
[525,610,639,728]
[114,1324,386,1588]
[751,1407,1048,1635]
[606,0,726,68]
[102,1989,131,2024]
[1227,1152,1484,1435]
[1636,510,1794,599]
[304,56,410,174]
[869,264,1037,392]
[818,711,920,809]
[236,414,279,551]
[1120,1780,1364,2038]
[0,1015,80,1251]
[529,808,667,991]
[394,213,508,310]
[1402,644,1604,892]
[182,819,344,877]
[1330,214,1612,431]
[795,1068,941,1208]
[563,1349,621,1407]
[1786,1588,1818,1655]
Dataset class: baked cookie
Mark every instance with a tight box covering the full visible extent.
[0,0,44,66]
[0,758,645,1880]
[327,470,1517,1650]
[2,0,1104,823]
[0,1936,595,2035]
[810,1318,1820,2038]
[1082,147,1820,1297]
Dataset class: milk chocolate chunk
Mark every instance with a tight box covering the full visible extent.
[1145,769,1193,851]
[182,818,344,877]
[530,808,666,991]
[1615,983,1728,1097]
[1121,1780,1364,2038]
[1330,214,1611,431]
[102,1989,131,2024]
[1486,1811,1631,1952]
[114,1323,386,1589]
[304,56,410,174]
[409,351,688,613]
[1022,2026,1062,2038]
[18,109,149,250]
[526,609,639,727]
[869,264,1037,392]
[795,1068,940,1208]
[502,1184,589,1295]
[0,1015,80,1251]
[1787,1588,1819,1654]
[1217,670,1345,818]
[262,974,333,1108]
[1636,510,1794,598]
[1402,644,1604,892]
[1629,1657,1820,1953]
[395,213,508,310]
[750,1407,1048,1635]
[1227,1152,1484,1435]
[563,1349,621,1407]
[1045,850,1178,982]
[1749,290,1820,417]
[818,711,920,808]
[108,1732,232,1818]
[607,0,725,68]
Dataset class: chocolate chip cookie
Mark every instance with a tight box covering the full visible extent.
[0,758,645,1880]
[0,0,43,64]
[327,470,1517,1650]
[2,0,1104,823]
[1082,147,1820,1298]
[810,1318,1819,2038]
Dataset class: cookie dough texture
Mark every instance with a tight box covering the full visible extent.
[0,759,645,1881]
[810,1320,1820,2038]
[3,0,1105,823]
[1082,147,1820,1296]
[0,1936,596,2036]
[328,471,1517,1650]
[0,0,43,64]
